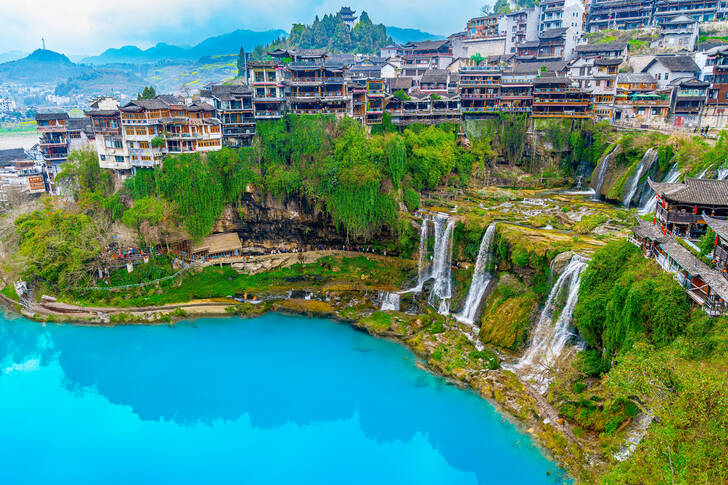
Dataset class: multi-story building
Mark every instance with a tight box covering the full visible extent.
[208,84,256,148]
[670,77,709,126]
[467,14,502,38]
[592,57,622,118]
[652,15,699,51]
[459,60,501,118]
[613,72,671,123]
[532,75,593,118]
[287,49,328,115]
[573,42,629,59]
[642,54,701,88]
[114,96,221,172]
[386,92,461,126]
[87,104,130,174]
[503,8,541,55]
[654,0,724,23]
[539,0,585,34]
[35,112,69,180]
[365,79,385,124]
[703,45,728,128]
[339,6,358,30]
[401,41,453,78]
[537,27,580,60]
[500,70,534,113]
[587,0,655,32]
[248,60,286,120]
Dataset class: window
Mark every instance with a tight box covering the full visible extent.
[115,156,124,163]
[665,73,669,80]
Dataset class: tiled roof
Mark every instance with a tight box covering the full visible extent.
[704,214,728,243]
[35,112,68,121]
[648,177,728,206]
[617,72,656,84]
[539,28,568,40]
[575,43,628,54]
[644,55,699,73]
[595,57,623,66]
[0,148,28,165]
[421,68,449,84]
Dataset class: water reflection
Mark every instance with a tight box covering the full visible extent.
[0,312,568,484]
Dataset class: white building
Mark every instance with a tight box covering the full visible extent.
[503,8,541,55]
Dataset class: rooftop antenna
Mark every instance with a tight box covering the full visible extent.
[42,37,46,50]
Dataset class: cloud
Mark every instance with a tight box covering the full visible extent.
[0,0,483,55]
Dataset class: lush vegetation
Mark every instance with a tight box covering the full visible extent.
[252,10,390,57]
[545,240,728,484]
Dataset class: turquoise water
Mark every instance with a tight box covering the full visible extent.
[0,312,568,484]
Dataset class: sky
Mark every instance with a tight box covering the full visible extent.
[1,0,487,56]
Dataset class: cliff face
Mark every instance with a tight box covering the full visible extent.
[211,190,369,254]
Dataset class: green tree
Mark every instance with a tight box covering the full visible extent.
[137,86,156,100]
[237,47,246,78]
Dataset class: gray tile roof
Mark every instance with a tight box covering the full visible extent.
[539,28,568,40]
[648,177,728,206]
[575,43,628,53]
[0,148,28,165]
[617,72,656,84]
[704,214,728,243]
[35,112,68,121]
[644,55,699,73]
[421,68,449,84]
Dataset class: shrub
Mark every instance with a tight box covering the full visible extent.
[403,188,420,212]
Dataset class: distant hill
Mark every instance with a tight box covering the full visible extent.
[0,50,28,63]
[385,26,443,44]
[83,29,287,64]
[0,49,88,83]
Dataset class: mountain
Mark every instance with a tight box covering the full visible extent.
[385,26,443,44]
[0,50,28,63]
[0,49,88,83]
[83,29,287,64]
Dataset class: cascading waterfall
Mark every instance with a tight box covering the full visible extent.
[591,146,615,200]
[413,215,430,292]
[428,214,456,315]
[697,167,709,179]
[718,168,728,180]
[638,163,681,215]
[512,255,589,394]
[379,291,401,311]
[623,148,657,208]
[455,223,497,325]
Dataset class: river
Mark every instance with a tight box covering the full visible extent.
[0,312,568,484]
[0,132,37,150]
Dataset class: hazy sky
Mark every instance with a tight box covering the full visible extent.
[1,0,486,55]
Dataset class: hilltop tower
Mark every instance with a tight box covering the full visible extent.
[339,6,358,30]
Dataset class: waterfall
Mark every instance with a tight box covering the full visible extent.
[379,292,401,311]
[638,164,680,215]
[697,167,709,179]
[623,148,657,208]
[428,214,456,315]
[455,223,497,325]
[413,215,430,292]
[513,255,589,394]
[591,146,615,200]
[718,168,728,180]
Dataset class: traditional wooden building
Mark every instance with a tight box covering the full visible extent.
[208,84,256,148]
[248,59,287,120]
[35,112,69,179]
[648,177,728,237]
[632,220,728,316]
[531,75,592,118]
[704,214,728,279]
[459,61,501,118]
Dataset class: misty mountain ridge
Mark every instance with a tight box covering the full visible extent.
[385,26,443,44]
[83,29,287,64]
